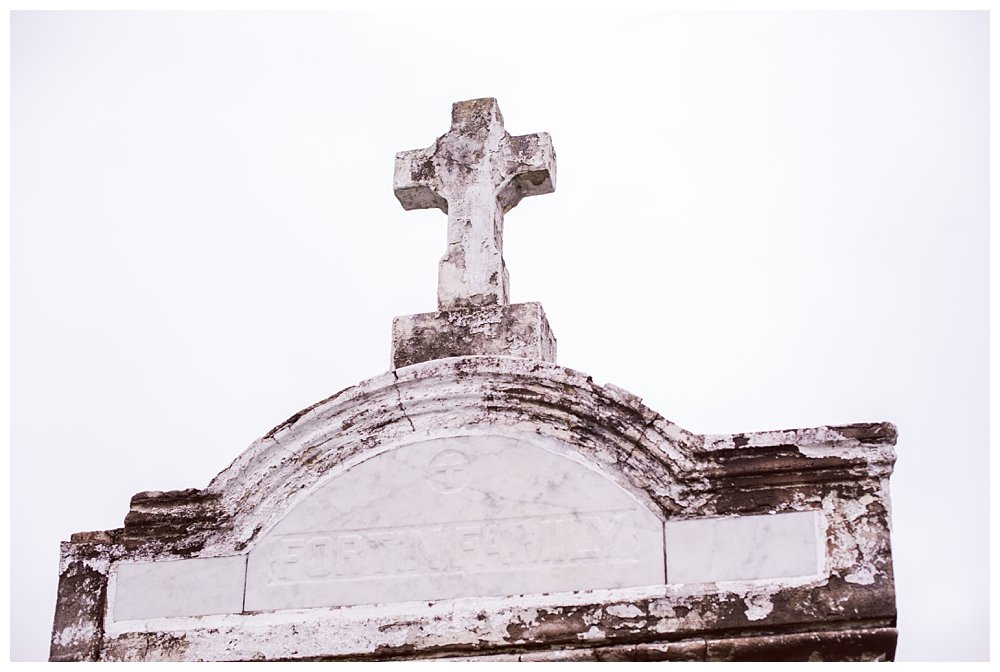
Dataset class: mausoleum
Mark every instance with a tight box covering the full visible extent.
[50,98,898,662]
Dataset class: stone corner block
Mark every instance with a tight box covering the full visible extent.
[391,302,557,369]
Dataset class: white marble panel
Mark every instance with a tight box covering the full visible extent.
[113,555,247,621]
[664,510,823,584]
[245,435,665,611]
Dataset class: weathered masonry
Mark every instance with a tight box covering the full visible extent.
[50,98,898,662]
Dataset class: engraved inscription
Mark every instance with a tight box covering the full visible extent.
[244,435,666,611]
[267,510,638,585]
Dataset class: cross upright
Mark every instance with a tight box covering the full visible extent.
[394,98,556,312]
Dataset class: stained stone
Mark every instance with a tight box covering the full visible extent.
[244,435,665,611]
[391,301,556,369]
[394,97,555,312]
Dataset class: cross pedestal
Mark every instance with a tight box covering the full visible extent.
[391,302,556,370]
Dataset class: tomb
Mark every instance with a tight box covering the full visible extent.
[50,98,898,662]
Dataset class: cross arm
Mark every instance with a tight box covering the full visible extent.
[496,132,556,213]
[393,146,448,213]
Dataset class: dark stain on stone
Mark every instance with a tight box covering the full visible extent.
[705,627,897,662]
[412,159,436,182]
[50,559,110,661]
[234,523,263,552]
[829,422,898,444]
[371,642,417,658]
[122,489,225,556]
[104,632,191,661]
[70,529,120,545]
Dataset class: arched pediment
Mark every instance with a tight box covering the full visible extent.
[202,356,705,558]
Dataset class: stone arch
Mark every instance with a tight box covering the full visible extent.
[200,356,703,558]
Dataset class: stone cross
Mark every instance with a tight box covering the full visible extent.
[394,98,556,312]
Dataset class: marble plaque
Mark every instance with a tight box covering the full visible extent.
[113,555,247,621]
[245,436,665,611]
[664,510,823,584]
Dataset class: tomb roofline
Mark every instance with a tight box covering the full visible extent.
[51,355,897,661]
[58,356,895,564]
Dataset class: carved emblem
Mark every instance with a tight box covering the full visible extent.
[426,449,471,494]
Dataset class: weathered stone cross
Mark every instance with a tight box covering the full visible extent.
[394,98,556,312]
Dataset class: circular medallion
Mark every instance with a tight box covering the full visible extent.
[426,449,471,494]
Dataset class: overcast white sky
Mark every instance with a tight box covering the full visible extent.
[11,10,988,662]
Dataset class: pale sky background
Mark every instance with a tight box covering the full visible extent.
[11,10,988,662]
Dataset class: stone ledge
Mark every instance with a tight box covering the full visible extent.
[391,302,556,369]
[443,626,898,662]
